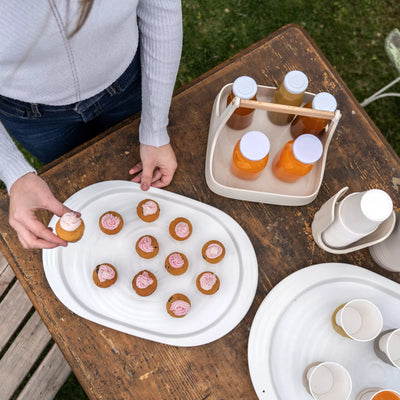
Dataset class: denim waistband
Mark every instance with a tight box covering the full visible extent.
[104,50,140,97]
[0,49,140,120]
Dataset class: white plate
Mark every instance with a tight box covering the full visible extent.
[43,180,258,347]
[248,263,400,399]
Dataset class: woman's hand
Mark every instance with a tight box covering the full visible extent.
[129,143,178,190]
[9,173,71,249]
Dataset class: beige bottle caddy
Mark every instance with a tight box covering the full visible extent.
[205,83,342,206]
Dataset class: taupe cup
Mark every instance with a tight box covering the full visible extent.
[369,211,400,272]
[374,328,400,368]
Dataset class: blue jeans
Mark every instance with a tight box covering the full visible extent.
[0,51,141,163]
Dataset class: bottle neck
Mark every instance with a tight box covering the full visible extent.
[276,82,304,102]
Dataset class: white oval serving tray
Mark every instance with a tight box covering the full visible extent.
[205,83,342,206]
[248,263,400,399]
[43,180,258,347]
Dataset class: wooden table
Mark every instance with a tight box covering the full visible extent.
[1,24,399,400]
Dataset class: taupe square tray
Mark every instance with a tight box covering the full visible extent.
[205,84,342,206]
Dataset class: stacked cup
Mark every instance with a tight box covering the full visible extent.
[322,189,393,249]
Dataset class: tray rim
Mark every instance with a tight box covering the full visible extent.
[42,180,259,347]
[247,262,400,399]
[205,83,342,206]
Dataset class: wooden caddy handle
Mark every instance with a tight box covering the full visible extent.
[240,98,335,119]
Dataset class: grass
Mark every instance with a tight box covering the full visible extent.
[2,1,398,398]
[178,0,400,154]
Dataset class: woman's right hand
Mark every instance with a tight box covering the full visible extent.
[9,172,71,249]
[129,143,178,191]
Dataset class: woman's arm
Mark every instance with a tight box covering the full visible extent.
[132,0,182,190]
[0,122,36,192]
[0,124,71,249]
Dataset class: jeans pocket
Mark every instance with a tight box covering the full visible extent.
[0,95,33,120]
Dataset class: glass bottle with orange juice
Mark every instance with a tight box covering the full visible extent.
[226,76,257,130]
[231,131,270,180]
[272,134,323,183]
[290,92,337,138]
[268,70,309,125]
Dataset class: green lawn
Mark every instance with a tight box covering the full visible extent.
[9,1,400,398]
[178,0,400,154]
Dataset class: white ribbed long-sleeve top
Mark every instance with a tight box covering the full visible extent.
[0,0,182,191]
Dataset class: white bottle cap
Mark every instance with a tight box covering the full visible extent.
[232,76,258,99]
[361,189,393,222]
[239,131,270,161]
[312,92,337,111]
[283,70,309,94]
[292,134,323,164]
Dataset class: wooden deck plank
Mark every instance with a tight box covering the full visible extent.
[1,249,70,400]
[0,250,7,269]
[17,343,71,400]
[0,261,14,297]
[0,311,52,400]
[0,250,14,295]
[0,280,33,352]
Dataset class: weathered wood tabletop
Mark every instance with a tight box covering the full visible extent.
[1,24,399,400]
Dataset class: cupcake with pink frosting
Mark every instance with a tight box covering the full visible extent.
[132,270,157,296]
[165,251,189,276]
[196,271,220,295]
[99,211,123,235]
[55,212,85,242]
[166,293,191,318]
[135,235,159,259]
[137,199,160,222]
[92,263,118,288]
[202,240,225,264]
[169,217,193,241]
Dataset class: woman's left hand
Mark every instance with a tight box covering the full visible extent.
[129,143,178,191]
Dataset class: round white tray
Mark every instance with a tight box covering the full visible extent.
[248,263,400,399]
[43,180,258,347]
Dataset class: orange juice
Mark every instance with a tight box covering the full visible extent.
[372,391,400,400]
[268,70,308,125]
[227,76,257,130]
[272,134,323,183]
[231,131,270,180]
[290,92,337,138]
